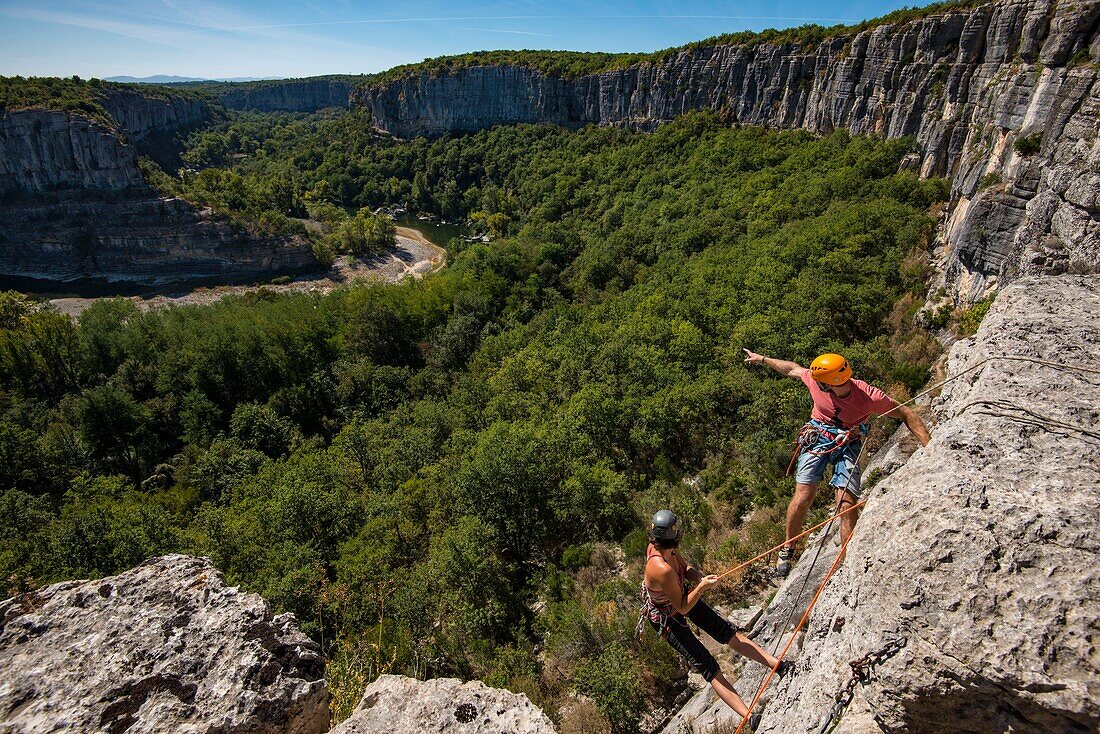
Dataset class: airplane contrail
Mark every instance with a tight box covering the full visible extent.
[452,28,555,37]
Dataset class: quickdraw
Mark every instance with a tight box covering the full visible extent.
[816,636,908,734]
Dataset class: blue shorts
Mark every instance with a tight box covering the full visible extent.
[795,431,863,498]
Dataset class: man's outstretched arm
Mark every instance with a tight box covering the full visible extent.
[743,348,806,378]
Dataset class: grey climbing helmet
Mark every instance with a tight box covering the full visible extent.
[649,509,682,543]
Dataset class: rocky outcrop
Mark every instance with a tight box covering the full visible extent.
[661,274,1100,733]
[218,78,358,112]
[100,89,215,146]
[0,554,329,734]
[100,89,218,168]
[331,675,557,734]
[358,0,1100,301]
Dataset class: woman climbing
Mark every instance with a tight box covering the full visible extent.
[641,510,789,729]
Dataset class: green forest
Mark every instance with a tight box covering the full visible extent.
[1,110,947,731]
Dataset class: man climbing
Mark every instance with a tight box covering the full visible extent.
[742,350,930,577]
[641,510,788,729]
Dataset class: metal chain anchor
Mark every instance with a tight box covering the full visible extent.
[816,636,908,734]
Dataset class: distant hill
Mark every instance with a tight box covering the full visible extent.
[105,75,282,84]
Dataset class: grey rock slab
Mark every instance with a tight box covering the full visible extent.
[0,554,329,734]
[764,275,1100,733]
[663,275,1100,733]
[331,674,557,734]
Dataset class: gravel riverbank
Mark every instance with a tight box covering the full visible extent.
[48,227,445,318]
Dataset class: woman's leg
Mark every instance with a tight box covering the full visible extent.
[708,671,750,717]
[663,615,752,715]
[728,631,780,669]
[688,602,781,669]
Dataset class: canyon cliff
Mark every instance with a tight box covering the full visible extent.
[357,0,1100,302]
[216,77,358,113]
[0,90,314,285]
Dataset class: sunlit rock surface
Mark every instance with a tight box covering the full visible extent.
[0,555,329,734]
[331,675,557,734]
[661,274,1100,733]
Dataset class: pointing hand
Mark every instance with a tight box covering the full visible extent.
[743,348,765,364]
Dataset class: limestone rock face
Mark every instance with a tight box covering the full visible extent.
[661,275,1100,733]
[100,89,215,147]
[0,190,315,284]
[331,675,557,734]
[358,0,1100,302]
[0,555,329,734]
[100,89,218,169]
[0,109,145,195]
[218,79,356,112]
[0,98,314,284]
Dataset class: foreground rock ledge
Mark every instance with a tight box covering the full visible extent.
[332,674,557,734]
[0,554,329,734]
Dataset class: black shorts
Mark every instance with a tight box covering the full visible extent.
[651,601,736,682]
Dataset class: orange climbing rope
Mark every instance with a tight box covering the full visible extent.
[732,528,857,734]
[713,501,865,582]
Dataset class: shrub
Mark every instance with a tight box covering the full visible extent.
[979,172,1002,189]
[956,296,993,336]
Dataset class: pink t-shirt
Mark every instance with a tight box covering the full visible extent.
[800,372,898,429]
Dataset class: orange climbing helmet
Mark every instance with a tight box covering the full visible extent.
[809,353,852,385]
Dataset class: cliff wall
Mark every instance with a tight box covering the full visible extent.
[0,101,314,285]
[100,89,218,168]
[218,78,356,112]
[659,274,1100,734]
[358,0,1100,301]
[0,109,145,195]
[0,190,314,284]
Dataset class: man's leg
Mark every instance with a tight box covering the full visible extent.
[831,443,863,552]
[785,481,820,549]
[779,443,828,577]
[835,487,861,547]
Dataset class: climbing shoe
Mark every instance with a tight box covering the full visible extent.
[773,545,793,578]
[775,659,793,677]
[748,711,762,731]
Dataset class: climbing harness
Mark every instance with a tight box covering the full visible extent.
[785,421,868,476]
[635,584,673,638]
[636,545,687,639]
[816,636,908,734]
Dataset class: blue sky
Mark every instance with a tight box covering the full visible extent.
[1,0,927,79]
